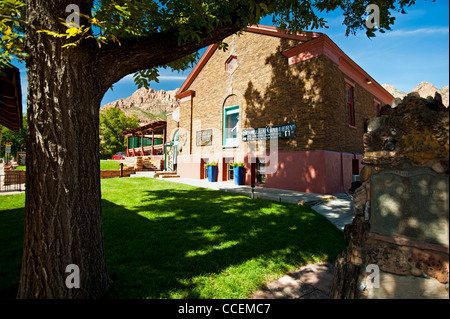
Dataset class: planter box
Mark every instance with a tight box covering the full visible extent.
[207,165,218,182]
[233,166,245,185]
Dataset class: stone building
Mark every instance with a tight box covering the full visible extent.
[168,25,393,194]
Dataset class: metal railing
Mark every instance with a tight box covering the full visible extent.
[0,174,24,193]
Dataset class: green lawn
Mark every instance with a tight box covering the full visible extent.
[0,178,347,299]
[100,160,125,170]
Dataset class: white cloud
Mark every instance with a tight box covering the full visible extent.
[380,26,449,37]
[120,73,187,83]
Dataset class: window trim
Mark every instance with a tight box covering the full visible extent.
[223,105,240,148]
[374,98,381,115]
[224,157,235,181]
[225,55,238,73]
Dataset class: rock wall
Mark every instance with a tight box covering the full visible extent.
[330,92,449,299]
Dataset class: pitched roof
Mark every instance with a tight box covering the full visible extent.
[175,24,393,104]
[0,64,22,132]
[120,120,167,136]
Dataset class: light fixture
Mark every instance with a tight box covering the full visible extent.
[366,79,373,84]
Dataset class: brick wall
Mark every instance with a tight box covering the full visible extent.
[179,31,380,158]
[100,167,135,179]
[166,110,179,142]
[178,100,192,155]
[321,55,379,154]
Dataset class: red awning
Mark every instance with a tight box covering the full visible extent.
[0,64,22,132]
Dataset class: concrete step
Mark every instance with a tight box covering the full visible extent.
[129,171,156,178]
[154,172,178,178]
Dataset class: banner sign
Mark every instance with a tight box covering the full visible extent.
[242,123,296,142]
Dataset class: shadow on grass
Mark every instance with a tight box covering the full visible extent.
[0,183,347,299]
[102,187,347,299]
[0,207,24,299]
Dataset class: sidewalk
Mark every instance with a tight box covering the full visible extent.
[161,177,354,231]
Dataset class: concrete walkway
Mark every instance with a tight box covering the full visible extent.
[158,176,355,231]
[159,177,355,299]
[250,263,335,299]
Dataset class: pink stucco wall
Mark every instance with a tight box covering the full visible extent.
[177,150,362,195]
[263,150,327,194]
[177,155,202,179]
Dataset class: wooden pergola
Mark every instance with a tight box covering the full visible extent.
[120,121,167,157]
[0,64,22,132]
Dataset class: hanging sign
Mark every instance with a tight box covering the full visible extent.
[242,123,296,142]
[196,129,213,146]
[17,152,26,165]
[5,145,11,154]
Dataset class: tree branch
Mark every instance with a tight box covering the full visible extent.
[95,23,242,92]
[0,14,29,27]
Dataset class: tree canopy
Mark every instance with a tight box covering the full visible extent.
[0,116,26,159]
[1,0,420,85]
[99,108,139,159]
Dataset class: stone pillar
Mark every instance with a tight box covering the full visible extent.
[330,92,449,299]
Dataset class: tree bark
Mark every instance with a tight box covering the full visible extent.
[17,0,242,299]
[18,48,110,298]
[17,0,110,298]
[329,250,363,299]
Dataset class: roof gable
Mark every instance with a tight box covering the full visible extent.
[175,25,322,98]
[175,25,393,104]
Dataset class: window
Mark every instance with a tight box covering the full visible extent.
[228,165,234,180]
[202,158,209,179]
[374,100,380,115]
[224,157,234,181]
[225,55,238,73]
[352,158,360,175]
[256,158,266,184]
[223,105,239,148]
[346,83,355,127]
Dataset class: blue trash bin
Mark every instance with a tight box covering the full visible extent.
[233,166,244,185]
[207,165,218,182]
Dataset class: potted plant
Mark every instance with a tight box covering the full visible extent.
[230,162,245,185]
[204,161,218,182]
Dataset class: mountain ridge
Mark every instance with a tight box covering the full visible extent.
[100,81,448,123]
[100,87,180,124]
[382,82,449,107]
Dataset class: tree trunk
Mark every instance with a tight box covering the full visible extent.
[16,0,243,299]
[17,2,110,298]
[329,250,363,299]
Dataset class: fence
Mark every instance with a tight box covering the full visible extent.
[0,174,24,192]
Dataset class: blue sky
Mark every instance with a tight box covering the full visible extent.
[12,0,449,111]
